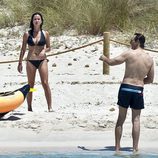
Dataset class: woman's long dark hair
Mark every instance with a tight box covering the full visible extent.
[29,12,43,31]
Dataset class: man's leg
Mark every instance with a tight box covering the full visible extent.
[132,109,141,152]
[115,106,128,152]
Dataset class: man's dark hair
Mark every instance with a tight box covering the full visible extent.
[134,33,145,49]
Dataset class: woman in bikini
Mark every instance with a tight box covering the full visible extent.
[17,12,52,112]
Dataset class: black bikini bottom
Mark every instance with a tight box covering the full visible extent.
[28,59,45,69]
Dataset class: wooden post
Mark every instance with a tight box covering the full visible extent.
[103,32,110,75]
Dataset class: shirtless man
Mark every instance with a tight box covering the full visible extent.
[99,33,154,152]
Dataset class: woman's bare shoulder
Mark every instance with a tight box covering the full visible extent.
[43,30,49,35]
[23,32,29,39]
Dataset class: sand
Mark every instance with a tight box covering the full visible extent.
[0,27,158,154]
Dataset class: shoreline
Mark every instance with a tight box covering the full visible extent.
[0,131,158,154]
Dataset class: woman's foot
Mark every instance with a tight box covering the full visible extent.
[48,108,54,112]
[28,106,33,111]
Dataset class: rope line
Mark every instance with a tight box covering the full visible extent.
[0,38,158,64]
[110,39,158,53]
[110,39,130,47]
[0,59,20,64]
[0,39,103,64]
[47,39,103,57]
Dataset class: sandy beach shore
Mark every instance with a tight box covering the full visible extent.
[0,27,158,155]
[0,130,158,154]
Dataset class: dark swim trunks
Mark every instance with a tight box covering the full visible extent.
[117,83,144,110]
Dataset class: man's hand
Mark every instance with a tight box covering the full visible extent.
[99,55,106,61]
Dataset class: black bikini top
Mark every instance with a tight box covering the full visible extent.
[27,30,46,46]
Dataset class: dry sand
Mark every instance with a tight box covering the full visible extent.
[0,27,158,154]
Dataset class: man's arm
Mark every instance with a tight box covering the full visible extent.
[144,60,154,84]
[99,52,128,66]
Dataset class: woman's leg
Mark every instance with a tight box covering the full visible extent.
[38,60,52,111]
[26,61,37,111]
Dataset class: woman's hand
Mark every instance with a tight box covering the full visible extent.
[17,63,23,73]
[37,48,47,59]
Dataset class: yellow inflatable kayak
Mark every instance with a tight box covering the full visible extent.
[0,84,30,118]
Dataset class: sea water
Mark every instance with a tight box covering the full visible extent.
[0,151,158,158]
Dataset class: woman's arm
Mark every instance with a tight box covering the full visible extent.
[44,31,51,52]
[17,33,28,73]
